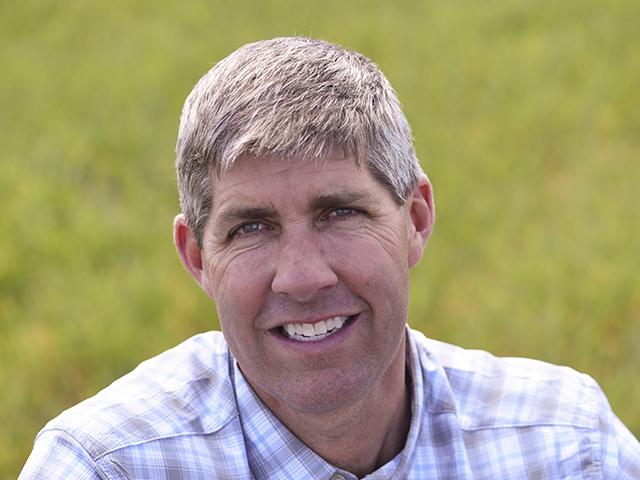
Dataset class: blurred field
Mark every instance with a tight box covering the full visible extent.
[1,0,639,476]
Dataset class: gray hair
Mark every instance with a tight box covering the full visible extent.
[176,36,423,247]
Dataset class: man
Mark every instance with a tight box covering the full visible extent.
[21,37,639,479]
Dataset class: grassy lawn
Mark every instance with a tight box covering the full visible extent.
[2,0,638,476]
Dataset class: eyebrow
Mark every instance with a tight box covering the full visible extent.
[309,189,375,210]
[215,206,277,227]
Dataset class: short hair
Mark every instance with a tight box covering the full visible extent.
[176,36,423,247]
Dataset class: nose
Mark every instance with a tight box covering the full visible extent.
[271,228,338,302]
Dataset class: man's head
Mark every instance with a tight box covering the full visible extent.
[173,37,434,417]
[175,36,424,248]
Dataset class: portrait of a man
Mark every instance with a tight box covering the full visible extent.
[19,37,640,479]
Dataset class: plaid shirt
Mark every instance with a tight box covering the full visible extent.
[20,329,640,479]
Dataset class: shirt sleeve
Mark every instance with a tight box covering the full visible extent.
[598,395,640,478]
[18,429,112,480]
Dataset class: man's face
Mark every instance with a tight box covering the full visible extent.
[180,152,432,414]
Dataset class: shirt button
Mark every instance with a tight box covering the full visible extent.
[330,475,346,480]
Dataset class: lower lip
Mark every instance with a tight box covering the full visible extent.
[269,314,359,352]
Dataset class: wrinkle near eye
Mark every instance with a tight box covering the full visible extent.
[335,210,408,261]
[204,240,270,285]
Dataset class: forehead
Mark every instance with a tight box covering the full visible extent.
[211,153,377,204]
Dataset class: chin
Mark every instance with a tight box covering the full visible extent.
[267,369,374,416]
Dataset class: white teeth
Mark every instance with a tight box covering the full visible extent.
[314,320,327,335]
[281,315,351,342]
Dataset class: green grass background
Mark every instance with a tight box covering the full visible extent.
[2,0,639,476]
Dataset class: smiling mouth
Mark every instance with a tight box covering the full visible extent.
[276,315,356,342]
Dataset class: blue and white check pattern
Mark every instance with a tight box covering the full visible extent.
[20,329,640,479]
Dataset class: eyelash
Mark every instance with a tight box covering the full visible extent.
[230,222,272,239]
[321,207,359,220]
[229,207,362,239]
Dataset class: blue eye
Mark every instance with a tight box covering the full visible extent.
[240,222,261,233]
[231,222,269,238]
[333,208,355,217]
[327,207,358,219]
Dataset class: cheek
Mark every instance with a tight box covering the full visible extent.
[327,231,410,296]
[328,220,409,270]
[205,247,274,327]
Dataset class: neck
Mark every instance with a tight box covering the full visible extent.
[254,341,412,477]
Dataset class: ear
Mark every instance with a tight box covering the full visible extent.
[174,214,207,287]
[407,175,435,268]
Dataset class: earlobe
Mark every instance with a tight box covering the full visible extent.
[174,214,205,285]
[407,175,435,268]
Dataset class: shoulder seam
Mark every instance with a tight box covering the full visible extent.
[89,411,241,461]
[40,428,113,480]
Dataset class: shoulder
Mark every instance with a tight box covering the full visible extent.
[408,328,604,431]
[407,329,640,477]
[38,331,238,461]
